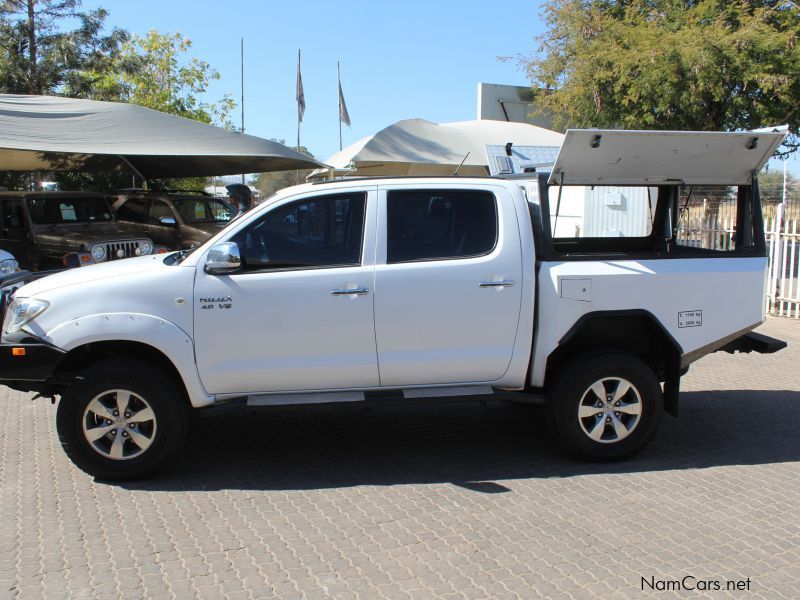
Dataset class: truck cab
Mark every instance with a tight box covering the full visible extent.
[0,128,788,480]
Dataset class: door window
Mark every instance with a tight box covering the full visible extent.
[116,199,149,223]
[386,189,497,263]
[231,192,366,271]
[148,200,174,223]
[3,199,25,229]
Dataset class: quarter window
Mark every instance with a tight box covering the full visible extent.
[232,192,366,271]
[386,189,497,263]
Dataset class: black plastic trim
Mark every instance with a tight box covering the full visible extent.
[0,341,65,382]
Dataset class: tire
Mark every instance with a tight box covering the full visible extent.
[56,359,189,481]
[546,351,663,461]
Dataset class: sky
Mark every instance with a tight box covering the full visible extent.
[82,0,797,176]
[81,0,547,163]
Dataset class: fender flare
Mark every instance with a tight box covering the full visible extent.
[44,313,214,408]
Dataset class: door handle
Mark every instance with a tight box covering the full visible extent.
[331,287,369,296]
[479,280,514,288]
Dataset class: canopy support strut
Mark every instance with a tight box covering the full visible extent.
[117,155,148,189]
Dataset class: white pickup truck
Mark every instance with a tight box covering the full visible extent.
[0,129,789,480]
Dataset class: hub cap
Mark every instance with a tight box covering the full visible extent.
[577,377,642,444]
[82,389,157,460]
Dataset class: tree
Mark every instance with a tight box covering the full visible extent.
[59,30,237,191]
[0,0,126,95]
[516,0,800,154]
[251,143,316,198]
[758,166,799,203]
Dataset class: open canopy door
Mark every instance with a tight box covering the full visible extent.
[548,127,788,186]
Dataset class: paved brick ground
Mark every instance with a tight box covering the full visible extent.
[1,317,799,599]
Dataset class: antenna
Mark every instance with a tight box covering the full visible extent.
[453,152,470,176]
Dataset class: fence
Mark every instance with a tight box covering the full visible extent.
[676,201,800,318]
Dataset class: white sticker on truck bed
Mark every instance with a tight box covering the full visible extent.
[678,310,703,328]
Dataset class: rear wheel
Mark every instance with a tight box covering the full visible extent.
[56,359,188,480]
[546,352,663,461]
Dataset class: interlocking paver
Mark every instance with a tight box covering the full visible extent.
[1,317,800,598]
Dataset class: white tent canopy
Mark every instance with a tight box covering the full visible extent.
[309,118,565,179]
[0,94,324,178]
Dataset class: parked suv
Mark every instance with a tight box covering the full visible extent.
[0,191,157,270]
[112,191,235,250]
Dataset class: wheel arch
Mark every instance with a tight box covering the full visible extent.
[544,310,682,416]
[56,340,188,403]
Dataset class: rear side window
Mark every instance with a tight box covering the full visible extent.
[116,199,149,223]
[387,189,497,263]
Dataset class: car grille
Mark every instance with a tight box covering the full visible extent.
[101,240,149,260]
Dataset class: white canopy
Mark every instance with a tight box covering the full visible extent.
[309,118,565,179]
[550,127,788,186]
[0,94,324,178]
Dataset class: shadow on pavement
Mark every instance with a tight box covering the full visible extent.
[118,389,800,492]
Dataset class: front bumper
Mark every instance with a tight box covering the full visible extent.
[0,340,65,394]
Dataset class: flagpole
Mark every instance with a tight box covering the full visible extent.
[297,49,301,151]
[240,37,245,185]
[338,61,343,151]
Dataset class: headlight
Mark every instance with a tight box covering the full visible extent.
[91,244,106,262]
[0,259,19,275]
[139,241,153,256]
[2,298,49,334]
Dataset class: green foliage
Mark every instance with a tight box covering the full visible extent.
[758,166,799,203]
[251,144,316,198]
[0,0,126,95]
[80,30,236,128]
[517,0,800,153]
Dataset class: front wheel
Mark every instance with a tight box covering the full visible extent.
[546,352,663,461]
[56,359,188,480]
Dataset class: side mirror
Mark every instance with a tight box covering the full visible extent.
[205,242,241,275]
[8,215,21,228]
[159,216,177,226]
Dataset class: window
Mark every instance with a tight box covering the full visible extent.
[386,189,497,263]
[172,197,233,223]
[231,192,366,271]
[116,199,149,224]
[3,199,24,228]
[28,196,113,225]
[547,186,656,239]
[149,201,174,223]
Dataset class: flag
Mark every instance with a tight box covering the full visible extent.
[338,75,351,128]
[296,49,305,123]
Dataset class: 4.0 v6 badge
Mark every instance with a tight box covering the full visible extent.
[200,296,232,310]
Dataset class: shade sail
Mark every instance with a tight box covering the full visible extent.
[0,94,325,178]
[308,118,565,179]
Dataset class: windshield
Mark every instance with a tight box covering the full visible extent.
[28,196,113,225]
[172,197,233,223]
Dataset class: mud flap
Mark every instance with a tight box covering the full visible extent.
[663,351,681,417]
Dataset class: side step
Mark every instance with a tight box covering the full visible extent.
[719,331,787,355]
[246,385,495,407]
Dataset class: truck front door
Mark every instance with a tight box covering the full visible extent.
[193,188,379,395]
[373,185,523,386]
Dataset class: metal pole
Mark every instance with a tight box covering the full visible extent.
[241,37,245,185]
[297,49,301,151]
[338,60,342,151]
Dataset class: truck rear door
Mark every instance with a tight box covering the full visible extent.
[373,184,523,386]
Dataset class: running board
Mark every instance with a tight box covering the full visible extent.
[246,385,495,407]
